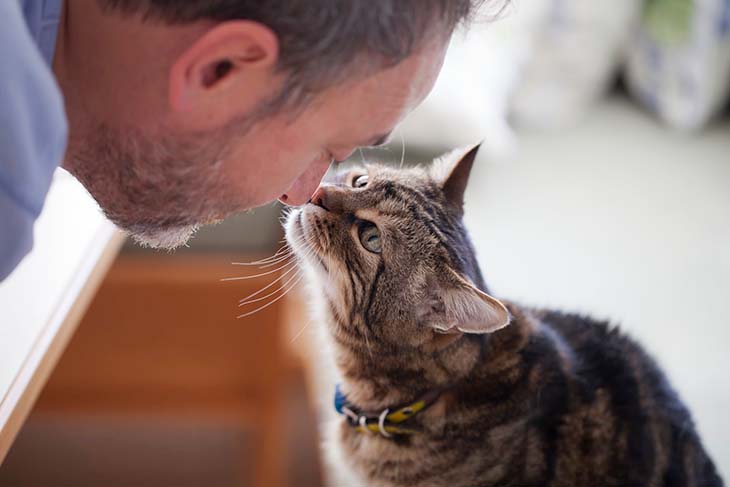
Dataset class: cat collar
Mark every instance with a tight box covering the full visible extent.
[334,383,443,438]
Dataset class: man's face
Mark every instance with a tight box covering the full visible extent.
[233,43,448,208]
[64,36,448,249]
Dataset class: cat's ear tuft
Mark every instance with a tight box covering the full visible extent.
[428,269,511,335]
[432,143,481,211]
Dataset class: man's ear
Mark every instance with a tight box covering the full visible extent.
[431,143,481,212]
[169,21,279,120]
[423,268,511,335]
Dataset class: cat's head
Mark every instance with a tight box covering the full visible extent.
[284,145,510,356]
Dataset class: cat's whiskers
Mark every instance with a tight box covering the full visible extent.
[221,256,297,281]
[238,267,304,307]
[278,207,294,225]
[237,233,317,309]
[237,235,317,318]
[229,234,311,276]
[221,232,310,286]
[237,272,305,319]
[231,243,292,266]
[236,256,302,302]
[398,130,406,169]
[257,252,296,269]
[282,229,314,262]
[232,251,293,269]
[289,319,314,344]
[236,228,317,305]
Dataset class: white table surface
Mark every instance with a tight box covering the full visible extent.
[0,170,122,462]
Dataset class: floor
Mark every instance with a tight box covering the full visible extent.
[0,369,321,486]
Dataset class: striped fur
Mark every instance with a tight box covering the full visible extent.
[284,148,723,487]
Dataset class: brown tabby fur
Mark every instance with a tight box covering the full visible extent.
[284,147,722,487]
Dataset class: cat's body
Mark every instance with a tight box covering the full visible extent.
[332,304,720,487]
[285,146,722,487]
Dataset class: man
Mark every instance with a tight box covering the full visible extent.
[0,0,485,281]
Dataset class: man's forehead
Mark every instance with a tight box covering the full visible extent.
[371,48,443,99]
[363,39,448,115]
[318,36,448,142]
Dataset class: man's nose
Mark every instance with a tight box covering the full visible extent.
[331,148,356,163]
[278,158,332,206]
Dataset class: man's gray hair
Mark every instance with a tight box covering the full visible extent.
[101,0,495,113]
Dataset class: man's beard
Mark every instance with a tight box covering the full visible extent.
[65,123,241,250]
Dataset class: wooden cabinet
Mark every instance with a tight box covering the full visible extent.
[1,255,322,487]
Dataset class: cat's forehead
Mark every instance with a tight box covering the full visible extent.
[361,163,434,187]
[357,164,449,226]
[323,162,448,220]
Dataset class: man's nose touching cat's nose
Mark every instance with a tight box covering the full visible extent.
[309,185,344,213]
[309,186,330,211]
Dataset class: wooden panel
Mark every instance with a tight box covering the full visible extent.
[39,256,282,398]
[32,255,291,487]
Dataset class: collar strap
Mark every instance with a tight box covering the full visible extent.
[334,384,444,438]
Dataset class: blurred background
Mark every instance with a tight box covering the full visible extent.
[1,0,729,485]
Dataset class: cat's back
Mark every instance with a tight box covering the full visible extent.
[537,308,685,419]
[532,308,723,486]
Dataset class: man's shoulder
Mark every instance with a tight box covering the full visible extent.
[0,0,67,211]
[0,0,67,281]
[14,0,64,65]
[0,184,35,282]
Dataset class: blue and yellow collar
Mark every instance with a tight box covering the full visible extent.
[334,383,443,438]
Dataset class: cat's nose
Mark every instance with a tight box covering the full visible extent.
[309,186,330,211]
[309,185,346,213]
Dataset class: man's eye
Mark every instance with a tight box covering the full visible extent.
[353,175,369,188]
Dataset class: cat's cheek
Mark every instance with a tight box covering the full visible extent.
[318,262,353,322]
[431,337,482,381]
[424,330,464,352]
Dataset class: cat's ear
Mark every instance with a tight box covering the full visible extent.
[426,269,511,335]
[432,143,481,211]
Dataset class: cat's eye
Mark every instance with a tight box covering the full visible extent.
[353,174,369,188]
[357,221,381,254]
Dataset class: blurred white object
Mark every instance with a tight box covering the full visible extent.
[399,0,550,159]
[400,0,644,157]
[510,0,642,129]
[625,0,730,131]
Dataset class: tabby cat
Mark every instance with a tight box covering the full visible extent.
[284,145,722,487]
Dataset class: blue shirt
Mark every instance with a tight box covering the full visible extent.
[0,0,67,281]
